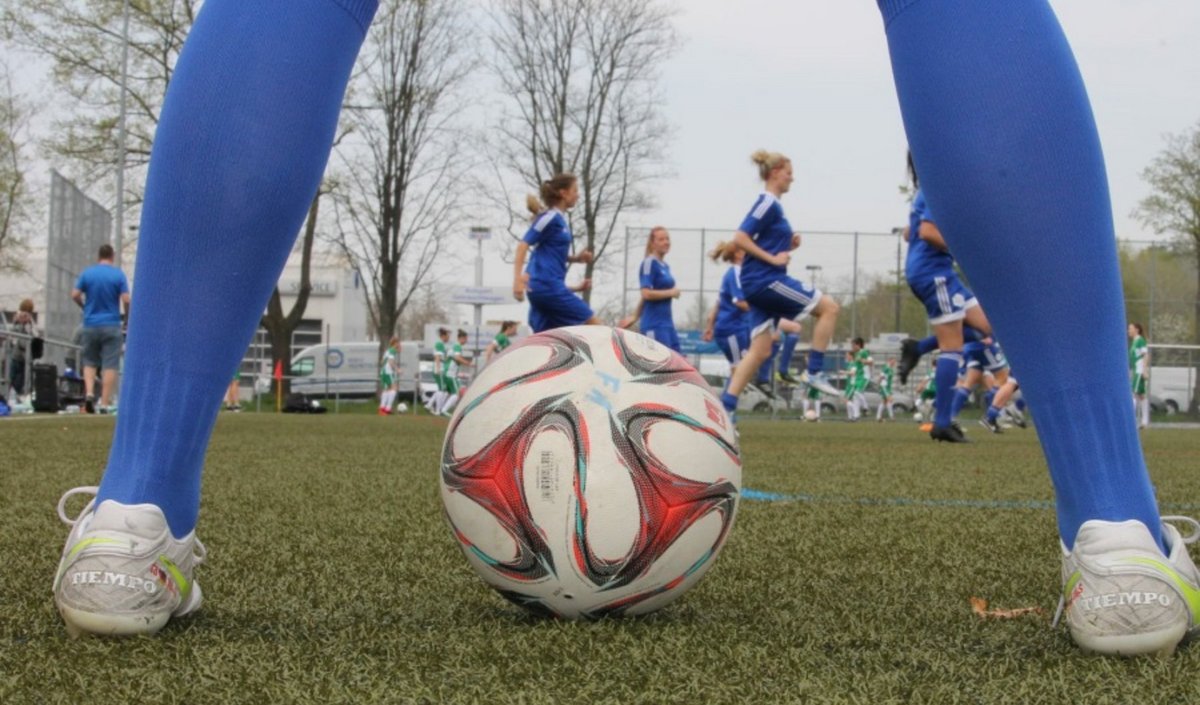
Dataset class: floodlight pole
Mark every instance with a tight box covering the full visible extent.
[114,0,131,268]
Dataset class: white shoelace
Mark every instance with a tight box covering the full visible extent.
[54,485,207,565]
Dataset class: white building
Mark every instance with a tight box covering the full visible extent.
[241,251,371,380]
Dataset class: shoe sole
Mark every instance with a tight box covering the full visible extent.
[58,581,203,638]
[1072,621,1187,658]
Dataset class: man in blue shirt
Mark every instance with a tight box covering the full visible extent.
[71,244,131,413]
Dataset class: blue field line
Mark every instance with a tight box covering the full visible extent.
[740,488,1200,513]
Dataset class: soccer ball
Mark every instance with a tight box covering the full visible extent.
[395,402,409,414]
[804,409,818,422]
[913,411,923,422]
[439,326,742,619]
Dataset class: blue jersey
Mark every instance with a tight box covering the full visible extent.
[523,210,572,288]
[905,190,957,285]
[75,263,130,328]
[638,256,675,329]
[737,193,794,297]
[714,266,746,334]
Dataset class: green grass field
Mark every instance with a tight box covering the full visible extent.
[3,414,1199,704]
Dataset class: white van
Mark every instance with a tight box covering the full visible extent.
[287,341,421,399]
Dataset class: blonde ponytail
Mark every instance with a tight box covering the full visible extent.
[750,149,789,181]
[708,240,739,263]
[525,194,542,217]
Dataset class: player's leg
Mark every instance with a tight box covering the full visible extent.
[879,0,1193,654]
[54,0,379,637]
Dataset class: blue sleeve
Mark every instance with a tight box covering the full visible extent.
[914,191,935,224]
[74,270,87,291]
[638,258,655,289]
[120,273,130,295]
[523,212,555,247]
[738,196,774,238]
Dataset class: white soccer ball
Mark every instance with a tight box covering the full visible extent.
[439,326,742,619]
[395,402,409,414]
[913,411,923,422]
[804,409,818,422]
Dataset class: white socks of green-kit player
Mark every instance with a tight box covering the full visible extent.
[439,393,460,416]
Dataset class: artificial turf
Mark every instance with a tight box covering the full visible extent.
[2,414,1199,704]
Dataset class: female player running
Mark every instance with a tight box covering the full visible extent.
[904,155,992,443]
[1129,322,1150,429]
[717,150,841,417]
[512,174,598,333]
[703,241,750,372]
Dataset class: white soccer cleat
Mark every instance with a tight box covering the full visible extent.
[1055,517,1200,657]
[53,487,206,637]
[799,370,840,398]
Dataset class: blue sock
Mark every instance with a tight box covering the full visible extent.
[950,386,970,419]
[932,352,962,428]
[987,405,1002,423]
[1016,398,1027,413]
[806,350,825,376]
[720,392,738,413]
[915,335,938,356]
[96,0,378,537]
[983,389,997,409]
[879,0,1161,549]
[779,334,798,374]
[757,343,779,384]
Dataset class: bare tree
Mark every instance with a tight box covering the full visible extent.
[1133,118,1200,413]
[259,187,330,398]
[487,0,677,301]
[2,0,197,224]
[0,63,32,271]
[331,0,474,357]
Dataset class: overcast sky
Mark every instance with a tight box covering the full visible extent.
[6,2,1199,328]
[466,0,1200,324]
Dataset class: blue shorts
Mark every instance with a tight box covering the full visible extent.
[908,272,978,325]
[80,326,123,370]
[526,284,594,333]
[964,342,1008,373]
[640,323,680,353]
[744,275,822,339]
[714,328,750,365]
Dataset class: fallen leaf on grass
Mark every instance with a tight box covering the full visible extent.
[970,597,1044,620]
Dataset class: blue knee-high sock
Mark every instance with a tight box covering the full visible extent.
[97,0,378,537]
[879,0,1161,549]
[983,388,997,409]
[806,350,825,376]
[932,352,961,429]
[758,342,779,384]
[950,386,970,419]
[915,335,937,356]
[779,334,798,373]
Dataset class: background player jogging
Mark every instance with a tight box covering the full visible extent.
[717,149,842,418]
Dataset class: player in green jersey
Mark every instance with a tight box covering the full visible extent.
[485,321,519,367]
[844,337,872,421]
[378,336,400,415]
[875,358,896,421]
[1128,322,1149,429]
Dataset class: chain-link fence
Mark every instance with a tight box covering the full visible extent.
[619,227,1199,418]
